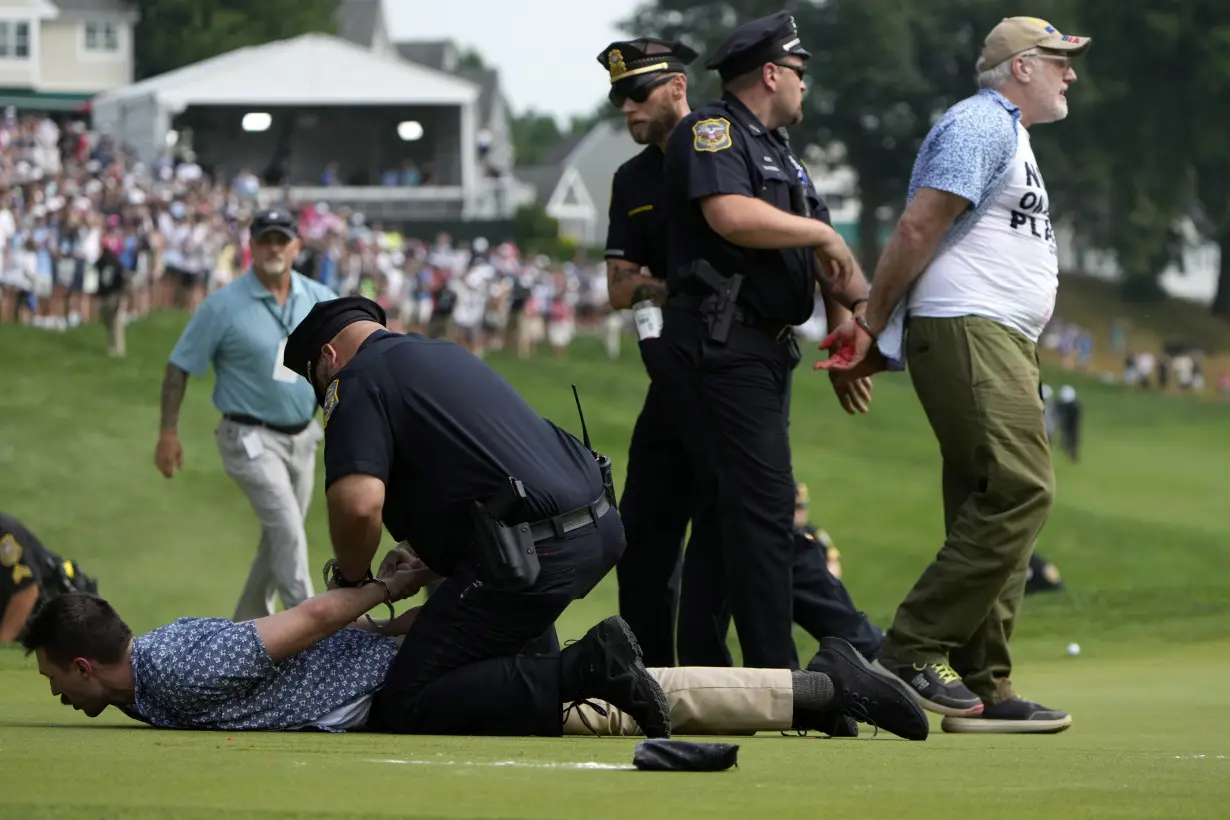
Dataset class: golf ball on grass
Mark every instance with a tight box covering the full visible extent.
[1067,642,1081,656]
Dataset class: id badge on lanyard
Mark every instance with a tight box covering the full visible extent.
[265,297,301,383]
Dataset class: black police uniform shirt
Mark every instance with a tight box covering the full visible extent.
[605,145,670,285]
[320,330,605,575]
[664,93,833,328]
[0,514,53,611]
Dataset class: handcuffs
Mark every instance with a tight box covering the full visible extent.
[322,559,396,630]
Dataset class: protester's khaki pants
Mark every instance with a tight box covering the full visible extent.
[563,667,793,736]
[880,316,1055,705]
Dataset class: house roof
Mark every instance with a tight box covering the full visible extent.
[396,40,456,73]
[457,66,502,126]
[92,33,481,109]
[52,0,136,15]
[334,0,381,48]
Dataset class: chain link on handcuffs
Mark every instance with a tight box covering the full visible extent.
[322,559,396,630]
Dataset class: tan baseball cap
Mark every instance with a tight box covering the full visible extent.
[977,16,1092,72]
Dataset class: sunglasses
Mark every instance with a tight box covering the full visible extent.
[773,62,806,82]
[610,74,675,107]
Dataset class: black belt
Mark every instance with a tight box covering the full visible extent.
[666,294,795,343]
[223,413,313,436]
[526,494,611,543]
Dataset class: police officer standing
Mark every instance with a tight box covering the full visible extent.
[156,209,337,623]
[659,11,875,670]
[599,35,885,679]
[598,37,711,669]
[282,296,672,738]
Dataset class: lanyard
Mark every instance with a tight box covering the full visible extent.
[262,293,297,336]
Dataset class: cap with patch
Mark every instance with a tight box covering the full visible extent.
[704,10,810,81]
[977,16,1092,73]
[251,208,299,240]
[283,295,386,383]
[598,38,698,104]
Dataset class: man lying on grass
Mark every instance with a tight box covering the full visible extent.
[19,548,928,741]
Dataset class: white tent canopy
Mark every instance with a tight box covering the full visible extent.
[91,33,481,172]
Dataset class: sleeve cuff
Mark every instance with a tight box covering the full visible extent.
[874,294,909,372]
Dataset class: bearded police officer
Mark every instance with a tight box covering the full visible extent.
[282,296,672,738]
[659,11,875,671]
[598,37,714,670]
[600,37,889,689]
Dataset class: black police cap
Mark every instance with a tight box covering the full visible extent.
[704,10,811,81]
[598,37,698,93]
[283,295,387,382]
[251,207,298,240]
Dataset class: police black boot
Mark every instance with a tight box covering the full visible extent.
[561,616,672,739]
[806,637,930,741]
[789,670,859,738]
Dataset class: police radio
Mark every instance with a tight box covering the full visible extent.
[572,384,617,510]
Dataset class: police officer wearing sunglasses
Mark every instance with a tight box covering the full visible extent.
[654,11,874,673]
[597,37,712,671]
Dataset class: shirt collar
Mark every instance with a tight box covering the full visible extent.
[977,87,1023,121]
[243,270,302,301]
[720,92,772,138]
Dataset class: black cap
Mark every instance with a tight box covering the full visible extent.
[598,38,698,103]
[704,11,811,81]
[251,208,298,240]
[283,296,386,382]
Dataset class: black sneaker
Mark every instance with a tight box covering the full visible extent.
[807,637,930,741]
[878,658,984,717]
[561,616,671,739]
[941,697,1072,734]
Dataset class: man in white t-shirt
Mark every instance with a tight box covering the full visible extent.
[816,16,1090,735]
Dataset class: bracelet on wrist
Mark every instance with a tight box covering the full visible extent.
[854,315,879,341]
[322,559,372,589]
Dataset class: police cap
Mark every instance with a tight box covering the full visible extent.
[598,37,697,105]
[250,207,298,240]
[704,11,810,82]
[283,295,387,382]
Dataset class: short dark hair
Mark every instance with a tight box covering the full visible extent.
[19,592,132,666]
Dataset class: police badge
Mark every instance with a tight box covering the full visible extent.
[692,117,732,153]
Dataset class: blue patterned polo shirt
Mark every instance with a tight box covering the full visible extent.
[120,618,399,732]
[876,87,1023,368]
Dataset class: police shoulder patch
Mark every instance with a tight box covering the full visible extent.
[323,379,340,428]
[0,533,22,567]
[693,117,732,153]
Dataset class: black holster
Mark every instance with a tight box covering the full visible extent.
[692,260,744,345]
[467,477,541,590]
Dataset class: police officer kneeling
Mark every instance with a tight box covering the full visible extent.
[283,296,670,737]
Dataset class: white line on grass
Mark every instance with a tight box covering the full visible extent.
[364,758,636,770]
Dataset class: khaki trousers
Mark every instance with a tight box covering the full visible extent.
[563,667,794,736]
[880,316,1056,704]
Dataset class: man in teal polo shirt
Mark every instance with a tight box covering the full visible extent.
[154,209,337,621]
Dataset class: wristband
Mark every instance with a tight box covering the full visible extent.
[849,297,868,312]
[854,315,879,341]
[322,558,372,589]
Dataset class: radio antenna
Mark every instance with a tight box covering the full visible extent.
[571,383,593,451]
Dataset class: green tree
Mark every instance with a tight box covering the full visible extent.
[133,0,341,80]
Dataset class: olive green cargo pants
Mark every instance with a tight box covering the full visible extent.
[880,316,1056,705]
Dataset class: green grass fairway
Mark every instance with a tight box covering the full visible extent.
[2,309,1229,818]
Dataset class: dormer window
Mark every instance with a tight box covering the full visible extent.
[85,21,119,52]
